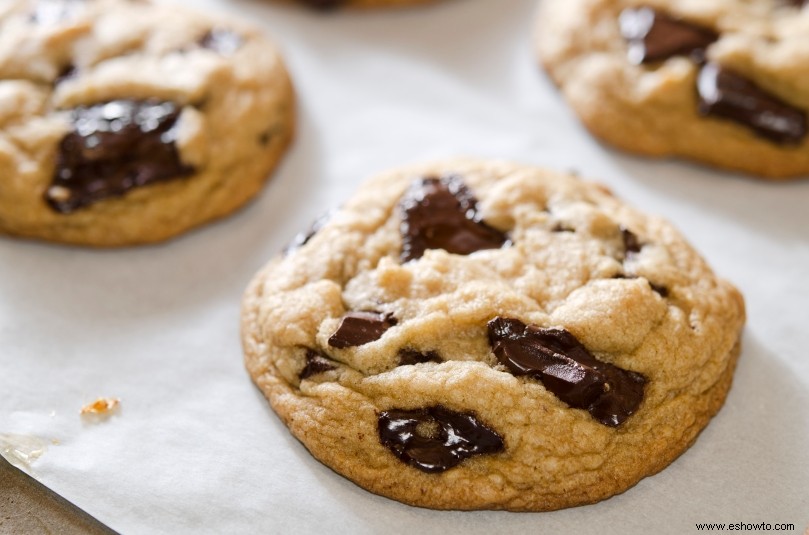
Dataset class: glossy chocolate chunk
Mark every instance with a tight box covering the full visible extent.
[378,406,504,473]
[328,311,398,348]
[299,350,336,380]
[299,0,345,9]
[398,349,441,366]
[46,100,194,214]
[399,175,508,262]
[619,7,718,64]
[621,226,642,255]
[697,62,807,145]
[488,317,646,427]
[200,28,244,55]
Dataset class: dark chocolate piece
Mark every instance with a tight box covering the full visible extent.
[398,349,441,366]
[46,100,194,214]
[697,62,807,145]
[284,210,333,255]
[200,28,244,55]
[784,0,807,7]
[399,175,508,262]
[299,350,336,380]
[378,406,504,473]
[299,0,345,10]
[328,311,398,349]
[487,317,646,427]
[621,226,642,255]
[619,7,718,64]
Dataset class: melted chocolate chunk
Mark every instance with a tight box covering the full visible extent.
[621,227,642,255]
[299,349,336,380]
[784,0,807,7]
[378,406,504,473]
[619,7,718,64]
[299,0,345,9]
[284,210,333,255]
[487,317,647,427]
[398,349,441,366]
[697,62,807,145]
[200,28,244,55]
[328,311,398,349]
[46,100,194,213]
[399,175,508,262]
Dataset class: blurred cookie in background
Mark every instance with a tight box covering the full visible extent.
[0,0,294,246]
[536,0,809,179]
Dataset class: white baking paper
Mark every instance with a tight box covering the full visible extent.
[2,0,808,533]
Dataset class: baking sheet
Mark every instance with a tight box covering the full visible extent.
[2,0,808,533]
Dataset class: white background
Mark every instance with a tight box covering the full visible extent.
[2,0,808,533]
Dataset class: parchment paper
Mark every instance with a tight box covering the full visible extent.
[2,0,808,533]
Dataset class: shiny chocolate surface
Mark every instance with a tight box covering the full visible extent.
[399,175,508,262]
[328,311,398,348]
[697,62,807,145]
[378,406,504,473]
[619,7,717,64]
[47,100,193,213]
[488,317,646,427]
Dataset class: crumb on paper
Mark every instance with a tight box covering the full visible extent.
[80,397,120,418]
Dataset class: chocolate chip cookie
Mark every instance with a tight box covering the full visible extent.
[0,0,294,246]
[536,0,809,179]
[241,159,745,511]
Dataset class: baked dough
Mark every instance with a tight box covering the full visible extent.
[242,159,745,510]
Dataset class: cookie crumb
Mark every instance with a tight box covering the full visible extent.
[80,397,120,417]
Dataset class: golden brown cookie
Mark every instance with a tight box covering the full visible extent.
[536,0,809,179]
[241,159,745,511]
[0,0,294,246]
